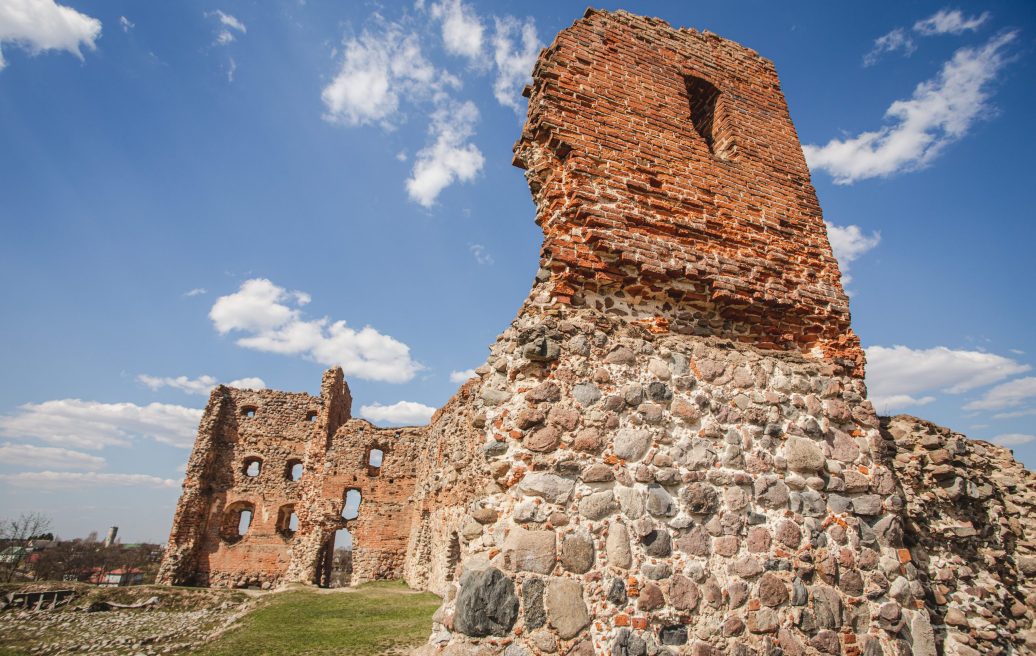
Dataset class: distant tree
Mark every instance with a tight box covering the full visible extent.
[0,513,53,582]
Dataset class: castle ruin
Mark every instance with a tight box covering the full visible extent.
[159,9,1036,656]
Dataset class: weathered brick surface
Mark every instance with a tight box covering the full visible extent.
[514,9,862,372]
[157,368,425,589]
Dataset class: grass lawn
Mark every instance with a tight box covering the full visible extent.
[192,581,440,656]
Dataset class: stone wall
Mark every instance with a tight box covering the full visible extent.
[883,416,1036,655]
[157,367,426,589]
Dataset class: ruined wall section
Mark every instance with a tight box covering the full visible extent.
[160,368,426,589]
[404,380,494,597]
[320,419,426,585]
[514,10,861,372]
[883,415,1036,654]
[159,385,324,588]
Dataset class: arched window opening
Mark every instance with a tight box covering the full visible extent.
[243,457,262,477]
[241,405,257,418]
[367,448,384,477]
[306,410,318,423]
[286,459,303,481]
[221,501,255,543]
[276,504,298,537]
[342,489,362,521]
[684,74,732,159]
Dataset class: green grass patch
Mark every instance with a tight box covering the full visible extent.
[193,581,440,656]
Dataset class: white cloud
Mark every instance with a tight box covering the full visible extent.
[964,376,1036,411]
[0,442,105,471]
[359,401,436,425]
[137,374,266,395]
[0,0,102,71]
[993,408,1036,420]
[0,399,202,450]
[184,288,207,297]
[863,28,916,67]
[0,471,180,490]
[138,374,218,395]
[914,9,990,36]
[227,377,266,390]
[865,345,1030,411]
[118,16,133,33]
[491,15,539,110]
[805,31,1017,184]
[469,243,493,265]
[430,0,484,60]
[406,100,484,207]
[449,369,476,383]
[870,394,937,412]
[210,279,421,383]
[990,433,1035,447]
[321,22,440,128]
[210,9,245,46]
[825,222,880,287]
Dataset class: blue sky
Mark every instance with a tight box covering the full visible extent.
[0,0,1033,543]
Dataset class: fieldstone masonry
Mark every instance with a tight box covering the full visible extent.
[159,8,1035,656]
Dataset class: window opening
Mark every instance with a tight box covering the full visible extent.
[342,489,362,521]
[243,458,262,477]
[241,406,257,418]
[684,74,725,158]
[286,459,303,481]
[276,504,298,536]
[367,448,384,477]
[221,501,255,542]
[238,509,252,535]
[306,410,318,422]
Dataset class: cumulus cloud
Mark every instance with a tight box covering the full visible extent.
[449,369,476,383]
[805,31,1017,184]
[914,9,990,36]
[469,243,493,265]
[863,28,916,67]
[991,433,1035,447]
[137,374,265,395]
[491,15,539,110]
[210,9,245,46]
[963,376,1036,411]
[227,377,266,390]
[0,0,102,71]
[359,401,436,425]
[865,345,1030,411]
[0,471,180,490]
[118,16,133,33]
[825,222,880,287]
[210,279,421,383]
[406,100,484,207]
[0,442,105,471]
[321,21,441,128]
[0,399,202,450]
[430,0,484,60]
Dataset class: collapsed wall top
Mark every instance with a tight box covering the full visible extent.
[514,9,863,373]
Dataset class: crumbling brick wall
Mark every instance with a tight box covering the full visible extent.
[513,9,862,373]
[157,367,425,589]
